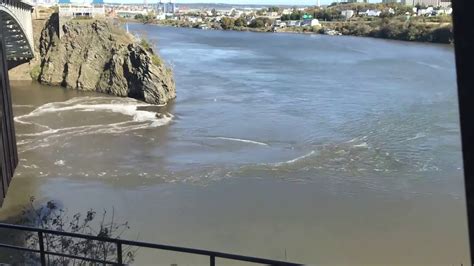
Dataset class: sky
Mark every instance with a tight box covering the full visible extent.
[109,0,372,5]
[170,0,329,4]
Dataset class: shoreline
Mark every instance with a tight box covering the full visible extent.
[127,20,453,45]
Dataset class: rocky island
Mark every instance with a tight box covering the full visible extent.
[13,14,176,105]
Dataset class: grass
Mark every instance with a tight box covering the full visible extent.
[140,39,152,51]
[30,65,41,81]
[72,16,94,21]
[139,38,164,67]
[151,54,163,66]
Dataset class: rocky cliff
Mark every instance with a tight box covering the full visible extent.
[37,14,176,105]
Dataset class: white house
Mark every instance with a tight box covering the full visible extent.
[341,10,355,19]
[156,13,166,20]
[302,18,320,27]
[418,6,434,16]
[287,20,302,27]
[58,0,106,18]
[268,11,279,18]
[359,9,382,16]
[187,16,203,23]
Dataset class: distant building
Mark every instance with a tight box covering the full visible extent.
[186,16,202,23]
[281,9,292,15]
[439,0,451,7]
[404,0,451,6]
[341,10,355,19]
[30,0,57,7]
[273,19,285,27]
[358,9,382,16]
[417,6,433,15]
[58,0,105,18]
[302,18,320,27]
[287,20,301,27]
[156,0,177,14]
[268,12,279,18]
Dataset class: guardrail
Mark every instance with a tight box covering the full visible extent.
[0,223,302,265]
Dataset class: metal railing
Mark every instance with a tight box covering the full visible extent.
[0,223,302,266]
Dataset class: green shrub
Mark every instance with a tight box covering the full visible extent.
[151,54,162,66]
[19,197,136,265]
[430,26,452,43]
[140,38,152,51]
[30,65,41,81]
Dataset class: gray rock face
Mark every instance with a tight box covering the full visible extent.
[38,15,176,105]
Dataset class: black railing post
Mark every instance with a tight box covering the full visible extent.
[38,231,46,266]
[117,242,123,265]
[0,223,301,265]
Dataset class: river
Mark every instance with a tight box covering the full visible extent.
[0,25,469,265]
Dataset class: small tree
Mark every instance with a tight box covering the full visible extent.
[20,197,137,265]
[220,17,235,30]
[268,6,280,13]
[249,17,272,28]
[234,17,247,27]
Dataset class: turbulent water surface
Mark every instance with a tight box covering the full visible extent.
[1,25,468,264]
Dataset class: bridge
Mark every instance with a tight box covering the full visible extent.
[0,0,32,205]
[1,0,34,65]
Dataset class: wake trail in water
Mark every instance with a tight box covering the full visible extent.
[273,150,316,166]
[406,133,426,141]
[416,61,443,70]
[213,137,269,146]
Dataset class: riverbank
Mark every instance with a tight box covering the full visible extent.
[134,15,452,44]
[318,18,452,43]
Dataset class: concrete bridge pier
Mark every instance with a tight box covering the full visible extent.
[0,15,18,206]
[0,0,34,205]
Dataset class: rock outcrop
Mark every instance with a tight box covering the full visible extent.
[37,14,176,105]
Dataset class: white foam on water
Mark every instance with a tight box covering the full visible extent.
[22,164,39,169]
[54,160,66,166]
[353,142,368,148]
[214,137,269,146]
[16,98,168,124]
[15,97,173,153]
[416,61,443,70]
[406,132,426,141]
[13,104,35,108]
[273,150,316,166]
[346,135,368,143]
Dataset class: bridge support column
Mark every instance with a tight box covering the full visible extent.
[0,12,19,206]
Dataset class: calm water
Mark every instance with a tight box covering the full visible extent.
[0,25,469,264]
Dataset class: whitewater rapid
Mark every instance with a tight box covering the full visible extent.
[15,97,173,153]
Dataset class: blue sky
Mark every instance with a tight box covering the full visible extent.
[170,0,330,4]
[112,0,370,5]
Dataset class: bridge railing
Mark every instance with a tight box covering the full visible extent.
[0,223,302,266]
[0,0,33,11]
